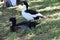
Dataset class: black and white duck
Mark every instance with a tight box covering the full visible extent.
[21,1,47,22]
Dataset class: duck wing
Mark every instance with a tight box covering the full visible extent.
[25,9,38,15]
[16,21,28,26]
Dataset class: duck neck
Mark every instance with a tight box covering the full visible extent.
[12,21,16,26]
[22,5,28,12]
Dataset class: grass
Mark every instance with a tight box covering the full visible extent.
[0,0,60,40]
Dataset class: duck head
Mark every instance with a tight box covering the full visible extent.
[21,1,28,11]
[9,17,16,26]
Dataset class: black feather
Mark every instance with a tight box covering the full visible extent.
[9,17,38,32]
[23,1,28,10]
[25,9,38,15]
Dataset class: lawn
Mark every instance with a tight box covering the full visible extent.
[0,0,60,40]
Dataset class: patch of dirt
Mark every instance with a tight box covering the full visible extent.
[20,35,28,40]
[56,37,60,40]
[0,35,5,40]
[0,11,7,17]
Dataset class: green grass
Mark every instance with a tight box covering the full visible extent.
[0,0,60,40]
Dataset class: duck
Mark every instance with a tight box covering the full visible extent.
[9,17,38,32]
[21,1,47,22]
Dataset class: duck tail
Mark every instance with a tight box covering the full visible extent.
[37,13,47,18]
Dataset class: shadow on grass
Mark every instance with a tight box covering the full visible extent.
[0,7,20,16]
[0,6,22,22]
[0,0,60,40]
[30,0,60,10]
[28,19,60,40]
[39,9,60,16]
